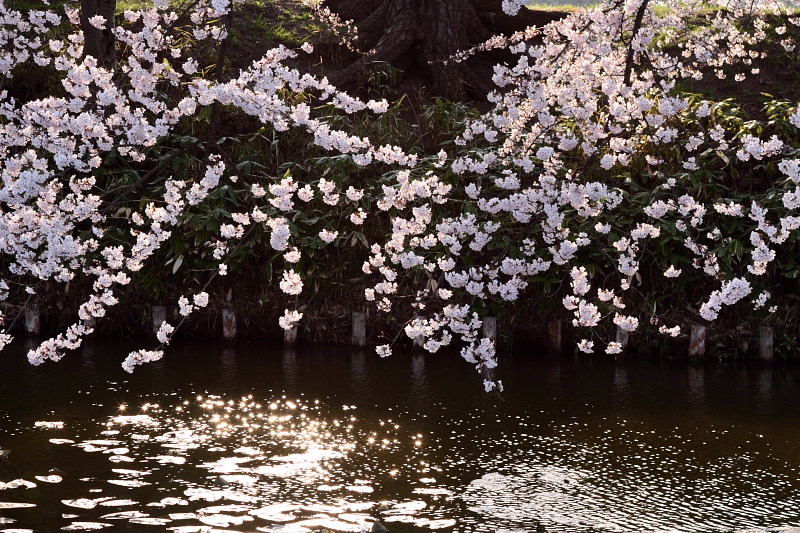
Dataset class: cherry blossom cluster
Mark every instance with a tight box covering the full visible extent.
[357,0,800,367]
[0,0,403,371]
[2,0,800,386]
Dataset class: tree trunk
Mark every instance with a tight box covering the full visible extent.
[324,0,568,99]
[81,0,117,69]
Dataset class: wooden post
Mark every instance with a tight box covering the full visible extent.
[689,325,706,359]
[615,326,629,354]
[482,316,497,347]
[284,325,298,346]
[412,316,424,349]
[758,326,774,361]
[548,320,562,353]
[222,308,236,340]
[351,310,366,347]
[24,302,40,335]
[152,306,166,335]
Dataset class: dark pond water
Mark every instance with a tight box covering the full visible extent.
[1,339,800,533]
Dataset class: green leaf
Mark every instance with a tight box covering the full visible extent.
[732,240,743,261]
[355,232,368,247]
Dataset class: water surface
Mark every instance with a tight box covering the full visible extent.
[1,339,800,533]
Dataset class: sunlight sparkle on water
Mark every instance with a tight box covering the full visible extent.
[0,394,453,533]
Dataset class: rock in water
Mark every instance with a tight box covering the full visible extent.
[371,521,388,533]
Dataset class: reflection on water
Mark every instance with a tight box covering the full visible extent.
[1,341,800,533]
[2,393,453,532]
[282,347,301,393]
[221,347,238,389]
[688,365,706,412]
[611,365,630,410]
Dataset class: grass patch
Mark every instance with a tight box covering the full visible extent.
[527,1,598,11]
[115,0,187,12]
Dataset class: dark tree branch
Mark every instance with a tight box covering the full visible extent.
[623,0,650,86]
[80,0,117,69]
